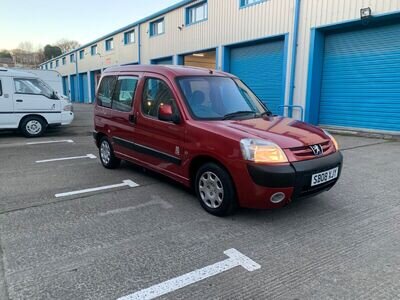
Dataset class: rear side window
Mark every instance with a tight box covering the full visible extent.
[142,78,177,118]
[97,76,117,108]
[111,76,138,112]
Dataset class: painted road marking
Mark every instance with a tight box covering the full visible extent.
[99,195,172,216]
[36,154,96,163]
[55,180,139,198]
[118,248,261,300]
[26,139,74,145]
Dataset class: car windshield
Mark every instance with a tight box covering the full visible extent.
[177,76,270,120]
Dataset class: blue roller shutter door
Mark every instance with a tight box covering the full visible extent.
[319,23,400,132]
[230,40,285,114]
[152,57,173,65]
[79,73,89,103]
[70,75,77,102]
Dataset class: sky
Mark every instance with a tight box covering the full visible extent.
[0,0,181,50]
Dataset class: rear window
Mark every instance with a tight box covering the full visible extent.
[97,76,117,108]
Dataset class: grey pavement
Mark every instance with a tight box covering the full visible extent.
[0,104,399,299]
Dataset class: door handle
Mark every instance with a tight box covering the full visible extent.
[16,99,23,103]
[129,114,136,124]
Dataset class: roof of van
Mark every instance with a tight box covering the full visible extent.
[103,65,235,78]
[0,68,39,78]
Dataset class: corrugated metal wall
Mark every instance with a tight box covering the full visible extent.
[293,0,400,119]
[41,0,400,127]
[140,0,293,64]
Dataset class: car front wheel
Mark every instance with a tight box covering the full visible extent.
[99,137,121,169]
[195,163,237,216]
[21,116,46,138]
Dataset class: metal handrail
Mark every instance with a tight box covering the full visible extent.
[278,105,304,121]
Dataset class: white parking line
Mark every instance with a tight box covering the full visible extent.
[36,154,96,163]
[26,139,74,145]
[117,248,261,300]
[99,196,172,216]
[55,180,139,198]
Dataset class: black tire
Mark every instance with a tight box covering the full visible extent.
[99,137,121,169]
[20,116,46,138]
[195,163,237,216]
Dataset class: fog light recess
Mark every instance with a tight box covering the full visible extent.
[270,192,286,204]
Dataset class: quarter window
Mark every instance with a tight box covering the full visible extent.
[150,18,165,36]
[111,77,138,112]
[97,76,117,108]
[142,78,177,118]
[186,1,208,25]
[14,78,55,99]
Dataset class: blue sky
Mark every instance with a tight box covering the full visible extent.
[0,0,180,50]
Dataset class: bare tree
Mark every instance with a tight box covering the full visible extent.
[18,41,34,52]
[56,39,80,53]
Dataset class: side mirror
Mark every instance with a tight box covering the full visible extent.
[158,104,180,124]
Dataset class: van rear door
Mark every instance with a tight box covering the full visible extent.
[0,76,18,128]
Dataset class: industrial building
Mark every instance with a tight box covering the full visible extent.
[40,0,400,133]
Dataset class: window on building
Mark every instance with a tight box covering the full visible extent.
[70,53,75,63]
[45,64,48,70]
[142,78,178,118]
[79,50,85,60]
[111,76,138,112]
[56,60,59,67]
[124,30,135,45]
[150,18,165,37]
[0,80,2,96]
[97,76,117,108]
[240,0,265,7]
[62,57,66,65]
[50,62,53,69]
[91,45,98,56]
[105,38,114,51]
[186,1,208,25]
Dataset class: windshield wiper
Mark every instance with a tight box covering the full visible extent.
[222,111,257,120]
[261,111,273,117]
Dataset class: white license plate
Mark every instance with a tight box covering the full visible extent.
[311,167,339,187]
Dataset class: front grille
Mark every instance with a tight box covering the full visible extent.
[290,141,332,159]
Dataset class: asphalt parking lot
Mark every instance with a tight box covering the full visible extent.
[0,104,399,300]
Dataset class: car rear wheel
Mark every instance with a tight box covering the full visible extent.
[195,163,237,216]
[21,116,46,138]
[99,137,121,169]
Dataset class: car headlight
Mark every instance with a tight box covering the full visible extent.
[63,105,73,111]
[323,130,339,151]
[240,138,288,164]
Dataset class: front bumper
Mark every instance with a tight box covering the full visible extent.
[61,111,74,125]
[244,151,343,207]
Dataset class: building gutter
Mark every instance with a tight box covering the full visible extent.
[138,24,141,64]
[288,0,301,118]
[75,52,80,102]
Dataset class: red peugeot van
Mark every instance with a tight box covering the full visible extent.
[93,65,343,216]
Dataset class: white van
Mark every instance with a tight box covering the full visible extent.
[0,68,74,137]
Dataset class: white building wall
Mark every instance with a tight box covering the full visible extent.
[140,0,294,63]
[41,0,400,115]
